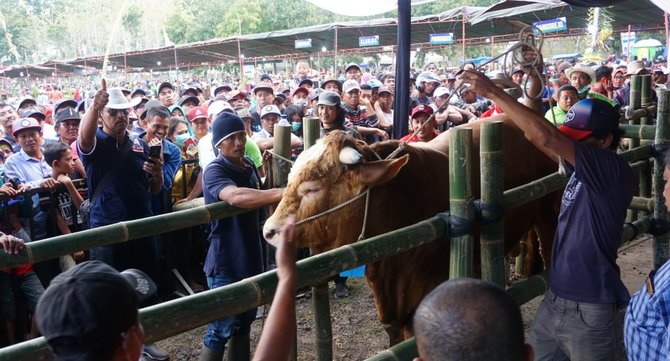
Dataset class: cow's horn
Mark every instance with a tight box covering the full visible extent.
[339,146,363,165]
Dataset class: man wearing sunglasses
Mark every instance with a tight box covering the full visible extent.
[77,80,168,360]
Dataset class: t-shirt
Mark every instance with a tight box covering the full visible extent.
[544,106,569,126]
[78,130,152,227]
[549,141,633,305]
[48,187,84,236]
[202,155,264,279]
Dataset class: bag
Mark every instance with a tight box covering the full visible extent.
[79,199,92,229]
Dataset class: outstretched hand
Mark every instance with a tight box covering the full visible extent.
[458,70,501,101]
[93,78,109,111]
[276,215,297,282]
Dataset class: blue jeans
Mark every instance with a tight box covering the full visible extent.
[530,290,617,361]
[203,275,257,350]
[0,271,45,320]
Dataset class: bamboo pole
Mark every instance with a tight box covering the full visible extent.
[0,215,448,361]
[312,283,332,361]
[638,75,653,217]
[628,75,642,222]
[629,197,654,213]
[479,121,505,286]
[654,88,670,268]
[620,124,656,140]
[272,122,292,188]
[449,128,474,278]
[303,117,320,150]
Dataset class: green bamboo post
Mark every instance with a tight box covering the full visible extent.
[0,215,449,361]
[638,74,653,216]
[480,121,505,286]
[620,124,657,140]
[273,122,292,188]
[654,88,670,268]
[312,283,333,361]
[628,75,642,222]
[303,116,321,150]
[449,128,474,278]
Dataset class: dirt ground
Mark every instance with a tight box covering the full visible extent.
[157,235,654,361]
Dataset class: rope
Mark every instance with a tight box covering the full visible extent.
[266,149,294,165]
[294,188,370,227]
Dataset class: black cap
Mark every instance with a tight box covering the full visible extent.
[130,88,147,98]
[53,99,78,115]
[178,95,200,107]
[20,109,45,122]
[317,91,341,107]
[214,85,232,97]
[55,108,81,124]
[35,261,156,359]
[260,74,272,82]
[181,86,198,97]
[158,81,174,94]
[298,78,314,88]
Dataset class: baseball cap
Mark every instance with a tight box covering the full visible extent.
[214,84,232,97]
[411,104,434,119]
[18,97,36,109]
[345,63,361,73]
[317,91,341,107]
[298,78,313,88]
[558,98,621,141]
[291,87,309,97]
[35,261,156,359]
[130,88,147,98]
[140,99,163,120]
[260,74,272,83]
[53,99,78,115]
[158,81,174,94]
[415,71,441,87]
[253,82,274,95]
[310,88,324,101]
[55,108,81,124]
[188,106,208,122]
[228,90,249,100]
[12,117,42,136]
[260,105,281,119]
[342,80,361,93]
[321,77,342,92]
[433,87,450,98]
[20,109,45,122]
[274,93,287,102]
[178,95,200,107]
[378,86,393,95]
[181,86,198,97]
[236,108,254,121]
[367,79,383,89]
[208,100,234,118]
[212,112,246,148]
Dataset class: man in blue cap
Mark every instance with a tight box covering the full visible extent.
[199,111,283,361]
[462,67,632,361]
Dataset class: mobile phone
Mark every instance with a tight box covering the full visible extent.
[149,145,161,159]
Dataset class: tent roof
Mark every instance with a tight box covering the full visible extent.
[0,0,665,77]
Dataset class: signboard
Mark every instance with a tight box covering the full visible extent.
[621,32,636,56]
[359,35,380,47]
[532,17,567,34]
[429,33,454,45]
[295,38,312,49]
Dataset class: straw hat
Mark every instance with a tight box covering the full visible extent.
[565,64,596,87]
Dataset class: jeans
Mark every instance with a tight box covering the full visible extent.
[203,275,257,350]
[530,290,617,361]
[0,271,45,319]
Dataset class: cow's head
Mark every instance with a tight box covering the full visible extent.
[264,131,408,253]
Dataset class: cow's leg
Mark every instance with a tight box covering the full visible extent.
[383,324,403,347]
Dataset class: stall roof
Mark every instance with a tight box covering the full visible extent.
[0,0,665,78]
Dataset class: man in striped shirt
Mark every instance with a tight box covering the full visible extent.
[624,149,670,360]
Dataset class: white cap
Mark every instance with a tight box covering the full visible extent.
[208,100,234,118]
[260,104,281,119]
[433,87,450,98]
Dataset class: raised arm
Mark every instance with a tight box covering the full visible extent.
[79,79,107,153]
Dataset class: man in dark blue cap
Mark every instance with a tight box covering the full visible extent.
[462,69,632,361]
[199,112,283,361]
[35,260,157,361]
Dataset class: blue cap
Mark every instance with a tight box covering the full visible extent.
[212,112,245,148]
[559,98,620,140]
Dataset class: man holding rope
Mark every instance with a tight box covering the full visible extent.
[461,60,631,360]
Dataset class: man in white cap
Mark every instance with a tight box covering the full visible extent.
[251,105,302,152]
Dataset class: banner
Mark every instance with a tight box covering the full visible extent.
[429,33,454,45]
[532,17,567,34]
[295,39,312,49]
[620,32,636,56]
[359,35,380,47]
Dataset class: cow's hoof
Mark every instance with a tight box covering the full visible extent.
[334,283,350,299]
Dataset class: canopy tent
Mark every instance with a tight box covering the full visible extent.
[305,0,436,17]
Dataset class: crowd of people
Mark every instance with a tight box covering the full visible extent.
[0,49,668,361]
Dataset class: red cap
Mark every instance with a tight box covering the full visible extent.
[187,106,208,122]
[411,104,433,119]
[291,87,309,97]
[228,90,249,100]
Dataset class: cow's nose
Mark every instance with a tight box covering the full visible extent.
[263,222,280,247]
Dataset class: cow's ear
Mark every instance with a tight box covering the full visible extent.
[358,154,409,186]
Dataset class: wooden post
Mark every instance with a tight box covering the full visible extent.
[654,88,670,268]
[312,283,333,361]
[303,117,321,150]
[449,128,474,278]
[628,75,642,222]
[272,122,292,188]
[480,121,505,286]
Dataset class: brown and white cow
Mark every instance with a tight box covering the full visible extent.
[263,115,561,345]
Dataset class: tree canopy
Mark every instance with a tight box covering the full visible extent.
[0,0,497,66]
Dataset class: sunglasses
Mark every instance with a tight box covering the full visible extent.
[106,108,129,117]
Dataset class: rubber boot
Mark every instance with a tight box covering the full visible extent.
[226,334,250,361]
[198,346,225,361]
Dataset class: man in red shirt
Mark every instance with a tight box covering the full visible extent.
[400,104,439,143]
